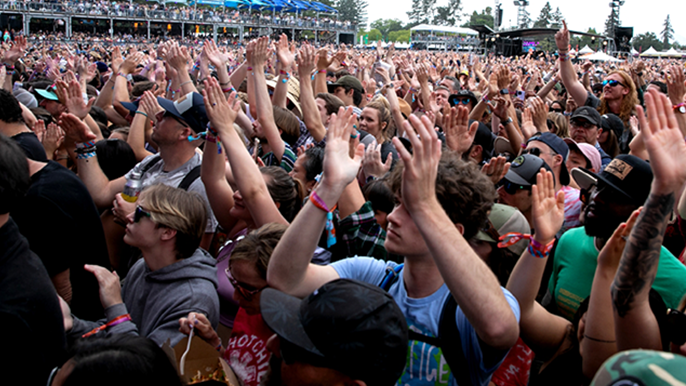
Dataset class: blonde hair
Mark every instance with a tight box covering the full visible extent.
[547,112,569,139]
[599,70,638,125]
[230,223,288,279]
[140,184,208,259]
[365,96,394,140]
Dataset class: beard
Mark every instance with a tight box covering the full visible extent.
[582,204,622,239]
[259,355,282,386]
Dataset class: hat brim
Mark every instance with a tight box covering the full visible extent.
[120,101,139,114]
[156,96,196,132]
[36,89,59,101]
[474,230,496,243]
[503,169,532,186]
[572,166,635,203]
[260,288,323,356]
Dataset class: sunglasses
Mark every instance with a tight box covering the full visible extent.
[501,180,531,195]
[481,219,501,243]
[602,79,625,88]
[550,108,564,113]
[451,98,471,106]
[225,267,267,300]
[570,120,596,130]
[133,206,152,223]
[155,110,188,127]
[523,147,556,158]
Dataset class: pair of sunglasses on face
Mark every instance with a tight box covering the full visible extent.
[602,79,625,88]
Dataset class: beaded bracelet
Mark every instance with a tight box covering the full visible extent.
[498,232,555,258]
[310,191,337,247]
[221,86,235,93]
[82,314,132,338]
[76,151,97,160]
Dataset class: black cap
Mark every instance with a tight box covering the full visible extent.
[570,106,602,127]
[571,154,653,206]
[504,153,554,186]
[327,75,364,94]
[448,90,478,107]
[527,132,570,185]
[156,92,208,134]
[601,113,625,139]
[472,120,495,159]
[260,279,408,386]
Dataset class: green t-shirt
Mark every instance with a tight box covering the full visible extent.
[548,227,686,320]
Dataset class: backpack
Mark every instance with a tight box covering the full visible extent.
[379,263,473,386]
[140,155,201,191]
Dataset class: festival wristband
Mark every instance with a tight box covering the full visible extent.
[82,314,132,337]
[498,232,554,258]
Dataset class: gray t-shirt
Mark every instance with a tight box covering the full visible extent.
[125,153,218,233]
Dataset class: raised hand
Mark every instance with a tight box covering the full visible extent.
[666,65,686,106]
[202,77,241,134]
[2,35,26,65]
[251,36,269,67]
[530,96,549,132]
[138,90,163,124]
[320,107,364,191]
[362,143,393,178]
[33,119,46,142]
[84,265,123,309]
[203,39,228,69]
[392,114,442,213]
[42,122,65,158]
[443,105,478,154]
[119,51,144,75]
[497,66,511,90]
[488,96,511,121]
[637,89,686,195]
[56,77,94,120]
[481,156,511,185]
[111,46,124,73]
[58,112,96,145]
[530,169,565,244]
[555,20,570,51]
[316,47,334,71]
[597,208,640,270]
[296,43,317,78]
[275,34,295,71]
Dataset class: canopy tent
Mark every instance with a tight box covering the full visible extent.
[630,47,639,56]
[584,51,623,62]
[578,45,594,54]
[639,46,659,57]
[163,0,189,4]
[661,48,684,58]
[410,24,478,36]
[310,1,336,12]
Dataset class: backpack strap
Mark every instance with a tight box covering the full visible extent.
[139,154,162,176]
[378,263,404,292]
[178,165,202,191]
[438,295,473,386]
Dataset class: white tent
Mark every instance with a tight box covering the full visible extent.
[584,51,623,62]
[579,45,594,54]
[662,48,683,58]
[410,24,478,36]
[639,46,659,57]
[630,47,639,56]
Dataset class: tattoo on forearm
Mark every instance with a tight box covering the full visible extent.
[611,193,674,318]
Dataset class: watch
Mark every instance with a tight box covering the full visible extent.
[675,103,686,114]
[500,88,509,95]
[502,117,514,125]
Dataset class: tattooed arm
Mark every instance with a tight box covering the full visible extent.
[611,89,686,351]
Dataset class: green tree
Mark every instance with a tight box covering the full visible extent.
[336,0,368,27]
[632,32,663,51]
[604,9,619,36]
[533,2,552,28]
[388,29,411,42]
[462,7,493,28]
[407,0,425,24]
[434,0,462,26]
[368,28,382,41]
[370,19,404,40]
[550,7,563,29]
[661,15,674,48]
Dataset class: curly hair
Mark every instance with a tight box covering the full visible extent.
[598,71,638,125]
[387,150,497,240]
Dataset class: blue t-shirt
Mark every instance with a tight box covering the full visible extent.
[331,257,521,386]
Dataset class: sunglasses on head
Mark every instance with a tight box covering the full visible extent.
[451,98,471,106]
[602,79,625,88]
[501,180,531,195]
[133,206,152,223]
[225,266,267,300]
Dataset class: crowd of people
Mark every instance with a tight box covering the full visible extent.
[3,18,686,386]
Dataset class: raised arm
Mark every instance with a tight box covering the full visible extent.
[506,169,571,357]
[395,114,518,350]
[273,34,294,109]
[267,107,362,298]
[297,43,327,142]
[203,77,286,227]
[129,91,158,161]
[555,21,588,106]
[611,89,686,351]
[167,43,198,96]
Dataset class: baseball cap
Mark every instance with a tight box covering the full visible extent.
[260,279,408,386]
[474,203,530,256]
[527,132,570,185]
[564,138,602,173]
[120,99,140,115]
[448,90,478,107]
[570,106,602,127]
[571,154,653,205]
[156,92,208,134]
[504,153,554,186]
[601,113,625,139]
[35,84,59,101]
[590,350,686,386]
[473,120,495,159]
[95,61,109,73]
[494,136,513,156]
[327,75,364,95]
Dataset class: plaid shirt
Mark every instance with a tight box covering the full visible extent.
[294,119,326,149]
[337,201,393,261]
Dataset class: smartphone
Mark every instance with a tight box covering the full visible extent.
[373,61,391,84]
[516,90,526,101]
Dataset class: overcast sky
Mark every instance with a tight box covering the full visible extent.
[366,0,685,46]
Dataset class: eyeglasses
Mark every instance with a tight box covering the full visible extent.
[225,267,267,300]
[602,79,625,88]
[501,180,531,195]
[133,206,152,223]
[523,147,556,158]
[451,98,471,106]
[570,120,596,130]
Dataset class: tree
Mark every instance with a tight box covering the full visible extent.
[604,9,619,37]
[370,19,404,41]
[406,0,434,24]
[367,28,382,42]
[632,32,663,52]
[388,29,411,43]
[462,7,493,29]
[335,0,368,27]
[550,7,563,29]
[533,2,552,28]
[433,0,462,26]
[661,15,674,48]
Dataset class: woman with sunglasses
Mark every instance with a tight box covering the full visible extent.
[179,223,287,386]
[200,77,305,346]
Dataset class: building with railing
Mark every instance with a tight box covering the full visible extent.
[0,0,356,43]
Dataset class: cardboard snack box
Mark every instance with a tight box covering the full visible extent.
[162,336,241,386]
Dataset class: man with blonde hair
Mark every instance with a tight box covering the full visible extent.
[62,184,220,347]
